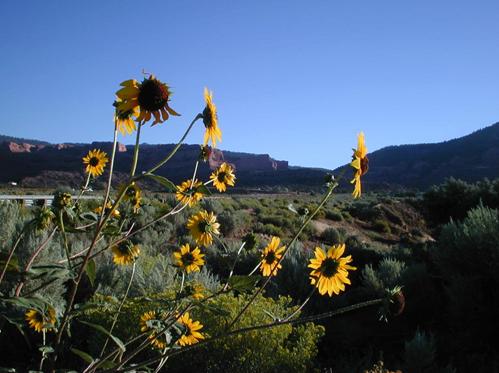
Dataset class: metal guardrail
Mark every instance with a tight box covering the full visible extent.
[0,195,101,206]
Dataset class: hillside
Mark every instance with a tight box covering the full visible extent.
[0,137,327,190]
[334,122,499,190]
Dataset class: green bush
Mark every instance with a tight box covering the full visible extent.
[83,292,324,373]
[320,227,344,245]
[372,219,391,234]
[433,205,499,369]
[325,209,343,221]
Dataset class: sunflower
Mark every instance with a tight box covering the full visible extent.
[94,202,120,218]
[114,98,139,135]
[308,244,356,296]
[350,132,368,199]
[202,87,222,147]
[123,182,142,213]
[140,311,167,350]
[259,236,286,277]
[177,312,204,346]
[210,163,236,192]
[111,242,140,265]
[82,149,109,177]
[26,306,56,333]
[187,210,220,247]
[175,179,204,206]
[187,282,205,300]
[173,244,205,273]
[116,75,180,126]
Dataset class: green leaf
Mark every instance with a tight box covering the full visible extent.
[79,320,126,352]
[70,348,94,364]
[145,174,177,192]
[39,346,55,354]
[80,212,99,221]
[0,253,19,272]
[4,296,47,310]
[196,184,212,196]
[228,275,262,293]
[25,265,71,281]
[86,259,96,287]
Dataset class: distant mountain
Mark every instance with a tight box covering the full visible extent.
[0,134,50,146]
[334,122,499,189]
[2,122,499,191]
[0,136,327,190]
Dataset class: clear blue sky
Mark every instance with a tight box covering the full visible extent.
[1,0,498,169]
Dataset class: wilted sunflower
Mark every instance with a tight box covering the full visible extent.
[173,244,205,273]
[350,132,368,199]
[187,210,220,247]
[210,163,236,192]
[116,75,180,125]
[82,149,109,177]
[260,236,286,277]
[114,98,139,135]
[177,312,204,346]
[94,201,120,219]
[111,242,140,265]
[175,179,204,206]
[308,244,356,296]
[140,311,167,350]
[26,306,56,333]
[202,88,222,147]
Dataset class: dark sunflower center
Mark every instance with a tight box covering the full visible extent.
[35,312,44,323]
[360,156,369,175]
[118,242,132,255]
[182,252,195,266]
[202,106,213,128]
[321,258,339,278]
[265,251,276,264]
[138,79,169,112]
[89,157,100,167]
[217,172,227,183]
[198,221,209,233]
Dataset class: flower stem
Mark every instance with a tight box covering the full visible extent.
[139,114,202,178]
[129,121,143,178]
[226,183,337,331]
[99,262,136,357]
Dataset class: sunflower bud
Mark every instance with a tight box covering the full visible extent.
[199,145,212,162]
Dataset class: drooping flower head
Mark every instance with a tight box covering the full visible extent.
[116,75,180,126]
[187,210,220,247]
[210,163,236,192]
[123,182,142,213]
[350,132,368,199]
[140,311,168,350]
[83,149,109,177]
[173,244,205,273]
[175,179,204,206]
[202,88,222,147]
[308,244,356,296]
[114,98,139,135]
[111,241,140,265]
[94,201,120,219]
[259,236,286,277]
[176,312,204,346]
[26,306,56,333]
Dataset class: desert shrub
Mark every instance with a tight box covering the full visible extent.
[325,209,343,221]
[372,219,391,234]
[433,205,499,370]
[321,227,344,245]
[83,292,324,373]
[422,177,499,226]
[167,293,325,373]
[403,329,436,373]
[0,201,28,248]
[254,222,283,237]
[362,258,406,294]
[347,201,381,221]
